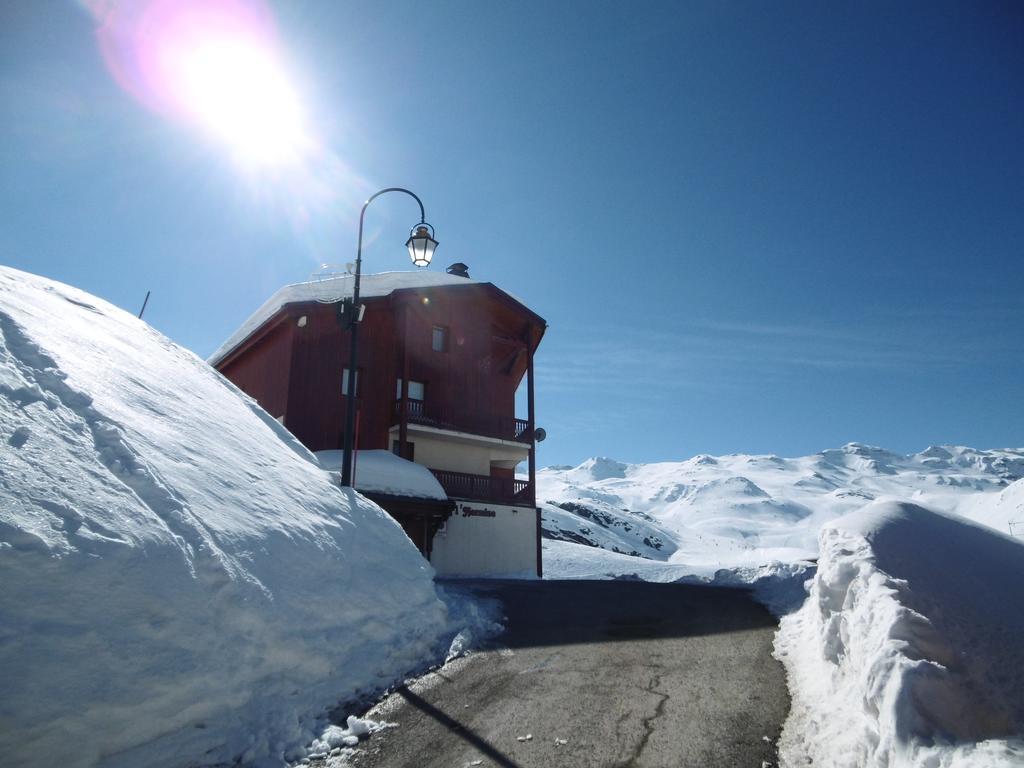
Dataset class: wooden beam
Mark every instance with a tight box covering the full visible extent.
[399,304,410,458]
[536,508,543,578]
[526,324,536,508]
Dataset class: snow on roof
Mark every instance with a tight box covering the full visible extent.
[316,449,447,501]
[208,270,527,367]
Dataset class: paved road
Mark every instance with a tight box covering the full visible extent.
[348,580,789,768]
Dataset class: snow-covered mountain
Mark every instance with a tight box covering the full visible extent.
[539,443,1024,572]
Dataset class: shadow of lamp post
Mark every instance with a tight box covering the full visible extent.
[341,187,438,487]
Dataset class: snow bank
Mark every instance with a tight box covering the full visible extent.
[775,501,1024,767]
[0,267,453,767]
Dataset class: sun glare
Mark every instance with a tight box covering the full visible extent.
[169,38,307,166]
[94,0,310,168]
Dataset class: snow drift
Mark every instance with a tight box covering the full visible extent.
[775,501,1024,767]
[0,267,451,767]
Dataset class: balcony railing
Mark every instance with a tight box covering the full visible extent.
[394,400,531,443]
[430,468,533,505]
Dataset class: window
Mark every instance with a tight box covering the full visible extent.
[432,325,448,352]
[341,368,359,396]
[396,378,425,401]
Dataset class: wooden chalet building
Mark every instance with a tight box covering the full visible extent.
[209,264,547,577]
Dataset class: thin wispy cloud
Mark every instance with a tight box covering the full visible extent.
[689,319,868,342]
[865,296,1024,319]
[537,312,1020,401]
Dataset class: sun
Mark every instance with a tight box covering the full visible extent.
[167,35,309,167]
[95,0,311,168]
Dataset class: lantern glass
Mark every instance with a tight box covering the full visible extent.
[406,225,438,268]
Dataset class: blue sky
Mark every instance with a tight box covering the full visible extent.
[2,0,1022,466]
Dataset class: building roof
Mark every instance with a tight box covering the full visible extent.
[315,449,448,501]
[208,270,535,366]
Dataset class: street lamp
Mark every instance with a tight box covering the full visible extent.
[406,223,438,267]
[341,187,438,487]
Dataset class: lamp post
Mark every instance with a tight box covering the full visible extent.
[340,187,438,487]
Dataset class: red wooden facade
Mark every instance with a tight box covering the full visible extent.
[215,278,546,508]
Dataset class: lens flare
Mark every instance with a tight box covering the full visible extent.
[84,0,376,253]
[92,0,309,167]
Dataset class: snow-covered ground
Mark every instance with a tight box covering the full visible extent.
[0,267,490,768]
[541,455,1024,766]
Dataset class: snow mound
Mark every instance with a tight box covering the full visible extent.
[308,716,393,757]
[775,501,1024,767]
[0,267,451,768]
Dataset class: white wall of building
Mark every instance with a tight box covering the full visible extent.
[388,426,529,476]
[413,436,492,475]
[430,501,540,578]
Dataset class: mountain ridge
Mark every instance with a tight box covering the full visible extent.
[538,442,1024,569]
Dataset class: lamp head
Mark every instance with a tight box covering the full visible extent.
[406,223,438,268]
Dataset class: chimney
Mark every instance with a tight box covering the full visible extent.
[446,262,470,279]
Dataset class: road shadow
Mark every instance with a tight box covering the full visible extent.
[450,578,780,650]
[394,686,525,768]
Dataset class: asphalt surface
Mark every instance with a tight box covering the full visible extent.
[346,579,789,768]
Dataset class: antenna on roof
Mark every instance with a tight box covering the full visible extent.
[311,263,347,277]
[307,264,351,304]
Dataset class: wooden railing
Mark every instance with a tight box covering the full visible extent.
[430,469,533,505]
[394,401,531,444]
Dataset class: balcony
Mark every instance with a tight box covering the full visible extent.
[394,400,530,444]
[430,468,534,506]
